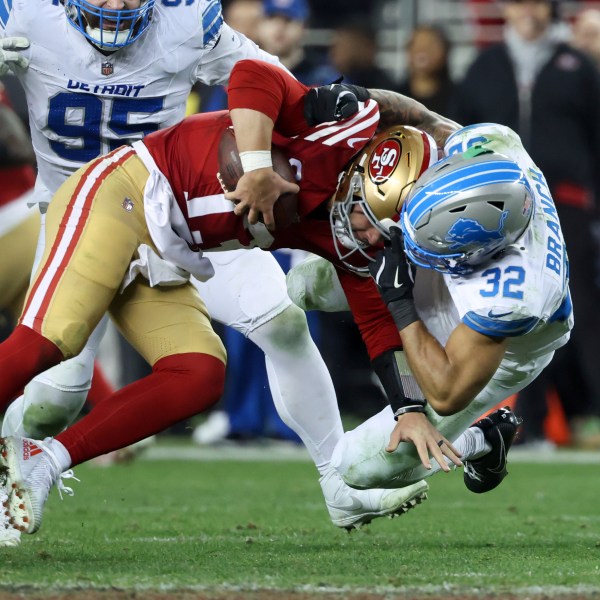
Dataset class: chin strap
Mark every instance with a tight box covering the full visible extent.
[372,349,427,420]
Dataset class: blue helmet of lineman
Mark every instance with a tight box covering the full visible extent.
[62,0,155,51]
[401,148,534,275]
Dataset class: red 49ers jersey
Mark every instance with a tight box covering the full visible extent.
[142,59,401,358]
[142,99,380,260]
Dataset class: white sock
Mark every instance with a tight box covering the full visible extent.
[454,427,491,461]
[249,306,343,476]
[45,439,73,472]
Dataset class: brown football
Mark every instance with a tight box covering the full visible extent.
[217,127,299,230]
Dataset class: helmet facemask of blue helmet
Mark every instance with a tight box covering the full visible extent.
[401,147,534,276]
[62,0,155,51]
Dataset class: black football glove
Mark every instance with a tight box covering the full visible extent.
[369,226,420,331]
[304,82,370,126]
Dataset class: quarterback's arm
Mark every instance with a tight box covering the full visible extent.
[225,60,306,227]
[399,320,507,416]
[369,89,461,149]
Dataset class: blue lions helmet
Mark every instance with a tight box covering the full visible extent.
[401,148,534,275]
[62,0,155,51]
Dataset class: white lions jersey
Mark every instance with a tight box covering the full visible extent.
[413,124,573,364]
[0,0,281,198]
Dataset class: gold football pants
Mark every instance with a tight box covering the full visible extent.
[19,146,225,367]
[0,209,39,320]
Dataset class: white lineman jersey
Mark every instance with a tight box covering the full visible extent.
[414,123,573,366]
[0,0,280,198]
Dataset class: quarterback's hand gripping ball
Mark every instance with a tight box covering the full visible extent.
[217,127,300,230]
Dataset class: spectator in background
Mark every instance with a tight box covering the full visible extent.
[571,7,600,69]
[328,18,400,91]
[451,0,600,450]
[196,0,265,114]
[398,24,456,115]
[305,0,372,29]
[257,0,338,85]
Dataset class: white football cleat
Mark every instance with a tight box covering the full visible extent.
[0,436,77,534]
[0,469,20,546]
[319,467,428,530]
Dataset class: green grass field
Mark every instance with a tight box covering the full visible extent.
[1,444,599,599]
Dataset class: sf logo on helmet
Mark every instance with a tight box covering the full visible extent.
[369,139,401,184]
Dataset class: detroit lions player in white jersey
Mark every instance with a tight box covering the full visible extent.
[298,123,573,491]
[0,0,422,545]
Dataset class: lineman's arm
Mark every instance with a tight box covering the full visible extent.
[369,89,461,150]
[336,266,462,471]
[399,320,507,416]
[370,227,507,416]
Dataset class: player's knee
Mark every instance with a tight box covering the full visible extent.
[22,381,88,438]
[154,352,226,411]
[33,355,94,391]
[286,256,349,312]
[257,304,311,351]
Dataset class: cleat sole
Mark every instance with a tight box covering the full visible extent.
[331,486,428,530]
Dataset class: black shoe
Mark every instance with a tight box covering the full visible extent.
[463,407,522,494]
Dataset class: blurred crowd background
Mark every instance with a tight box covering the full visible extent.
[3,0,600,456]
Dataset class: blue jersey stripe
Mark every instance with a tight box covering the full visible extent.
[202,0,222,46]
[0,0,12,29]
[407,163,524,225]
[463,311,539,337]
[549,291,572,323]
[407,161,522,222]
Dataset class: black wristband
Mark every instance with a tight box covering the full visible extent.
[393,404,427,419]
[387,299,420,331]
[372,349,427,419]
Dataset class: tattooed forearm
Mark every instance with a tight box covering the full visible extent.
[369,89,461,148]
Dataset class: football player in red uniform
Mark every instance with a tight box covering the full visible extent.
[0,60,462,536]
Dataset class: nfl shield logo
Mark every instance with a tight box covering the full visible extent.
[101,61,114,76]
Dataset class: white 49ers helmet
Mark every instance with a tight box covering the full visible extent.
[330,125,438,272]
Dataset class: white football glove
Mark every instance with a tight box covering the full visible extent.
[0,37,30,76]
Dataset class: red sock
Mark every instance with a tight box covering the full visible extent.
[0,325,63,411]
[86,362,115,408]
[57,353,225,466]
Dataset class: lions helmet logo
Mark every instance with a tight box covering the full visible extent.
[446,211,508,250]
[368,139,401,184]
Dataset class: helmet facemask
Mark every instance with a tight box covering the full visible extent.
[330,125,438,274]
[63,0,155,51]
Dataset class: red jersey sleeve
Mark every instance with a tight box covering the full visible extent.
[227,60,309,137]
[335,268,403,360]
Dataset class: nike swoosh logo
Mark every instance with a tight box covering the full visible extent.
[347,137,369,149]
[488,310,513,318]
[327,496,364,511]
[394,268,403,289]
